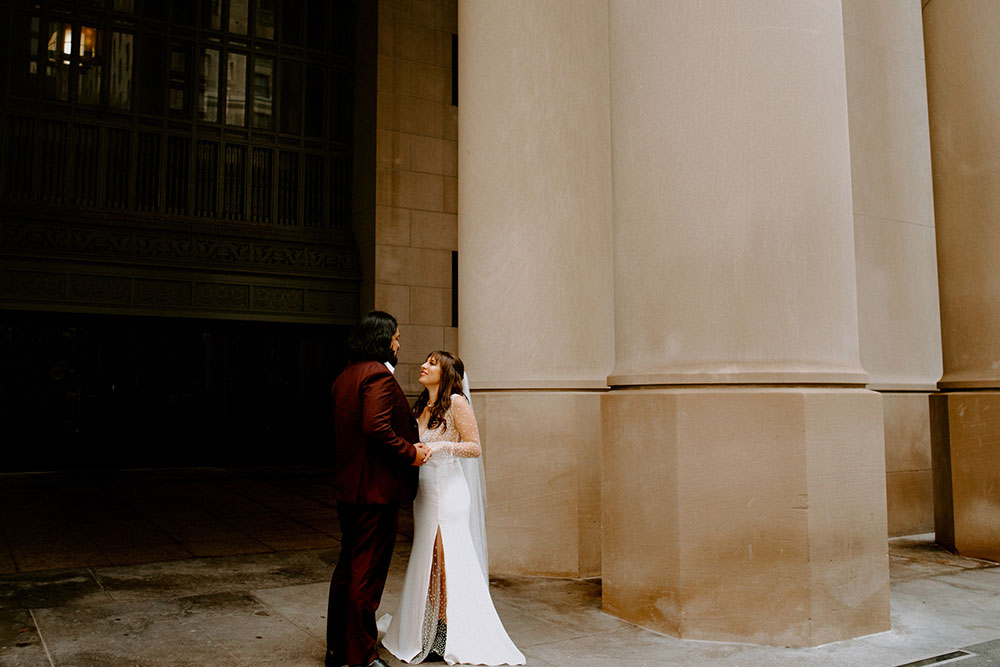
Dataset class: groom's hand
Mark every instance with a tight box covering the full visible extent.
[412,443,430,466]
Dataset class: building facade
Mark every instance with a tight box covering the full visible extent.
[2,0,998,649]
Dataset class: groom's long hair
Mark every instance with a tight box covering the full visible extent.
[413,350,466,431]
[346,310,398,365]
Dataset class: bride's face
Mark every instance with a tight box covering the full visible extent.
[419,356,442,389]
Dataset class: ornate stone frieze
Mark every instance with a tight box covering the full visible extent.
[194,283,251,309]
[1,217,359,321]
[306,290,356,315]
[70,275,130,303]
[135,279,192,307]
[0,267,354,322]
[254,286,305,312]
[0,270,66,301]
[1,220,359,277]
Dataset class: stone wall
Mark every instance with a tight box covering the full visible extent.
[375,0,458,394]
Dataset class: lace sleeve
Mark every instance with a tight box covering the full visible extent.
[425,395,482,459]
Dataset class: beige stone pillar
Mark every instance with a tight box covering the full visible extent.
[458,0,613,576]
[924,1,1000,560]
[841,1,941,537]
[602,0,889,646]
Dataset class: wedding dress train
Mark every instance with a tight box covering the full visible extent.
[381,395,525,666]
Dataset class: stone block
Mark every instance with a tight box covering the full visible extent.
[396,95,443,137]
[602,388,889,646]
[410,210,456,249]
[882,391,933,467]
[886,469,934,538]
[394,170,444,211]
[411,135,445,174]
[396,324,444,365]
[410,62,448,103]
[409,286,451,326]
[375,283,410,323]
[443,175,457,213]
[931,391,1000,561]
[474,390,603,577]
[375,205,411,246]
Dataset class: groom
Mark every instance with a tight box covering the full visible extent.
[326,311,429,667]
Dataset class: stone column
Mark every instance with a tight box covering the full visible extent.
[602,0,889,646]
[458,0,614,576]
[841,1,941,537]
[924,1,1000,561]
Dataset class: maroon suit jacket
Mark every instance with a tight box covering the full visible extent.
[331,360,419,504]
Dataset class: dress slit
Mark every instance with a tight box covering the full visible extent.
[417,525,448,662]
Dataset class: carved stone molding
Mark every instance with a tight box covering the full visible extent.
[254,286,305,312]
[0,270,66,301]
[70,275,131,303]
[1,219,360,278]
[135,279,192,307]
[1,267,356,322]
[307,290,356,315]
[194,283,251,310]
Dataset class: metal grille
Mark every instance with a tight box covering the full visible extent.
[277,150,298,226]
[73,125,101,207]
[105,128,131,209]
[165,136,190,215]
[195,140,218,218]
[331,153,350,230]
[6,117,34,198]
[250,147,272,224]
[303,154,324,228]
[135,132,160,212]
[40,120,67,203]
[223,144,246,221]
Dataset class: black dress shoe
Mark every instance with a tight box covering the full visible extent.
[347,659,388,667]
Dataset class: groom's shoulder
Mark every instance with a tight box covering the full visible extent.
[335,360,390,386]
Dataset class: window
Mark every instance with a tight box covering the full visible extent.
[256,0,276,40]
[109,32,133,110]
[198,48,220,122]
[229,0,249,35]
[78,26,102,105]
[168,46,189,114]
[253,57,274,130]
[225,52,247,126]
[44,21,72,101]
[0,0,354,230]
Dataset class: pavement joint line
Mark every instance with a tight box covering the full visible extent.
[29,608,57,667]
[894,650,975,666]
[250,591,328,647]
[87,565,116,602]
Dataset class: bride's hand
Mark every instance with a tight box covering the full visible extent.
[413,443,432,466]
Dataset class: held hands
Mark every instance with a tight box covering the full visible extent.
[412,443,431,466]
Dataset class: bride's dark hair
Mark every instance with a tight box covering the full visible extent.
[413,350,466,431]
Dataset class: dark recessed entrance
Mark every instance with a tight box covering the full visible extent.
[0,310,349,471]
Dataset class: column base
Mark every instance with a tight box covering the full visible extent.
[473,390,603,577]
[883,392,935,537]
[601,388,890,646]
[931,391,1000,561]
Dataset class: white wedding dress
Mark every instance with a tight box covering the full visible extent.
[381,394,525,666]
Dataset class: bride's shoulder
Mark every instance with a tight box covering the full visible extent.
[450,393,470,406]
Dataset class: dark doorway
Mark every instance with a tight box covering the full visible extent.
[0,310,350,472]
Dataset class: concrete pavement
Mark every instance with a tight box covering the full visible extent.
[0,469,998,666]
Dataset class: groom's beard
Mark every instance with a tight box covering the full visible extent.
[388,351,399,366]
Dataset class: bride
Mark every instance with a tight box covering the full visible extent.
[381,351,525,666]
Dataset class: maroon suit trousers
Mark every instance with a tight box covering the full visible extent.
[326,501,400,666]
